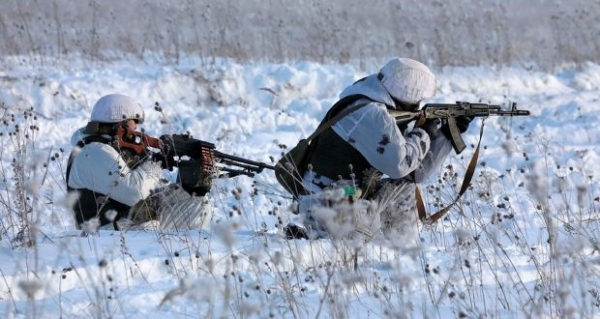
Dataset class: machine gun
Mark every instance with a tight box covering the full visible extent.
[388,101,530,153]
[158,134,275,178]
[112,125,274,195]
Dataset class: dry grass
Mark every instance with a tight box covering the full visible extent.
[1,1,599,69]
[1,84,600,317]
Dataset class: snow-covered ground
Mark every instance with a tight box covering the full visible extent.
[1,57,600,318]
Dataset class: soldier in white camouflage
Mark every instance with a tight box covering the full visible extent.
[67,94,213,231]
[285,58,473,239]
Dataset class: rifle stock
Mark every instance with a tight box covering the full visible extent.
[388,101,530,153]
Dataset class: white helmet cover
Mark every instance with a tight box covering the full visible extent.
[90,94,145,124]
[379,58,436,105]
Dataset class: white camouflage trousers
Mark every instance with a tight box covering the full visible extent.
[123,185,213,231]
[297,179,418,239]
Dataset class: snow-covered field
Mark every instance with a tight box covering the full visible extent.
[1,56,600,318]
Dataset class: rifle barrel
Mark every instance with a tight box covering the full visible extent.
[214,151,276,171]
[490,109,530,116]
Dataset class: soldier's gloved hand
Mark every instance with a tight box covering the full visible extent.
[418,118,440,139]
[441,116,474,139]
[455,115,474,133]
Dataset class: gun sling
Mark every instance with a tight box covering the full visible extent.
[415,120,485,224]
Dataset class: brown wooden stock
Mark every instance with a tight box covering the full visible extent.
[115,125,162,155]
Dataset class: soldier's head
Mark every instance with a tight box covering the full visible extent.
[378,58,436,110]
[85,94,145,134]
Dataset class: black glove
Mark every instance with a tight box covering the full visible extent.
[417,118,440,139]
[441,116,473,139]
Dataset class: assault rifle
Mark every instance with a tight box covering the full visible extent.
[388,101,530,153]
[387,101,530,224]
[157,134,275,178]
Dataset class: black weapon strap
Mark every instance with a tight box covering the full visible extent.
[415,120,485,224]
[305,95,370,143]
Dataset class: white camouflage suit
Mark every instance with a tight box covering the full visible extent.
[299,58,454,238]
[67,93,214,232]
[68,127,214,231]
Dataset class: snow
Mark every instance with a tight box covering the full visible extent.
[1,56,600,318]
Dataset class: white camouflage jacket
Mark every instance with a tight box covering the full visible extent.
[302,74,453,193]
[67,128,165,206]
